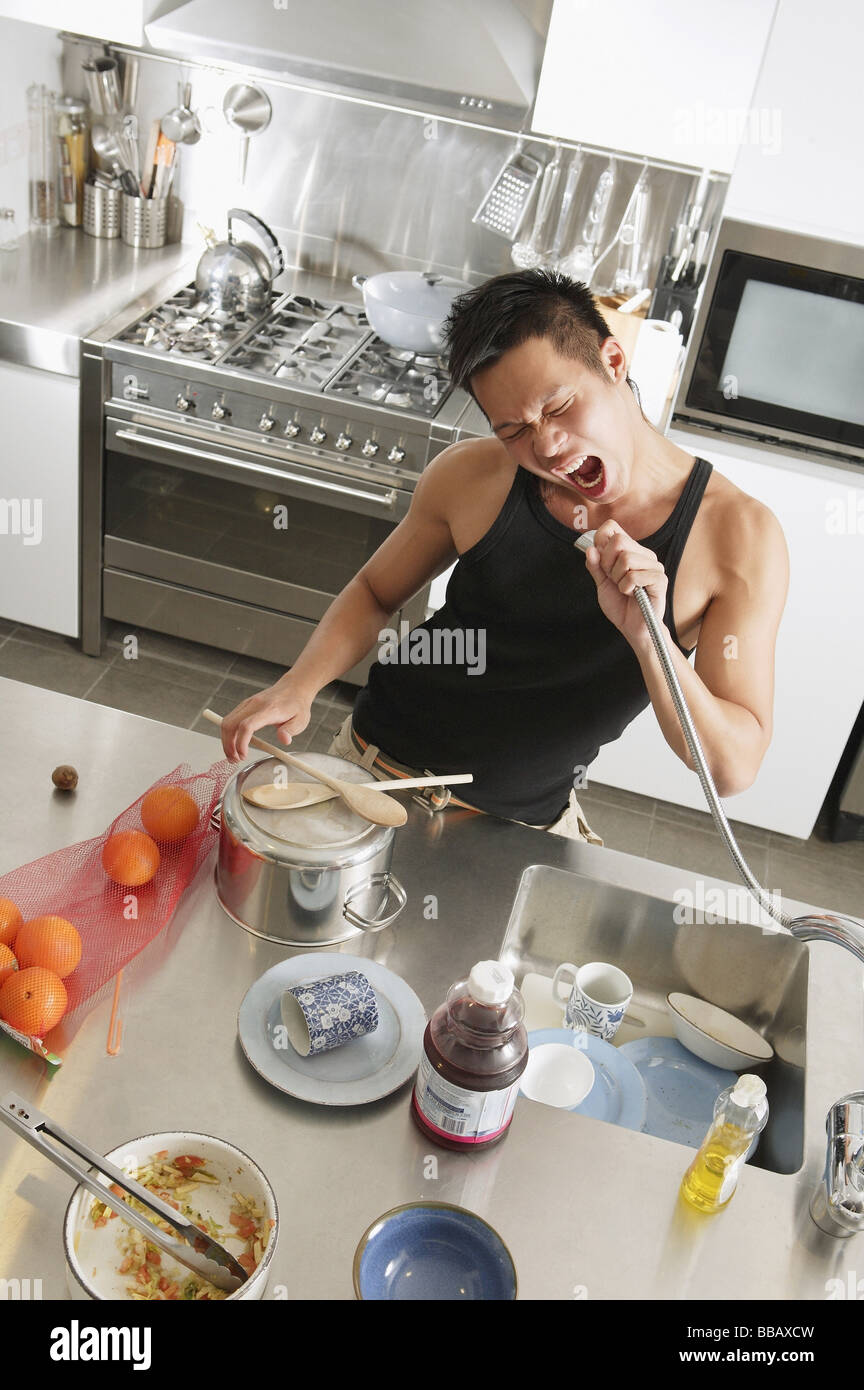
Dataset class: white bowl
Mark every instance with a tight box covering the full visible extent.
[63,1130,278,1301]
[520,1043,595,1109]
[666,992,774,1071]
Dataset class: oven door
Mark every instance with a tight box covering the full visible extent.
[101,418,421,681]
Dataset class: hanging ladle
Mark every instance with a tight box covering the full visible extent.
[222,83,271,184]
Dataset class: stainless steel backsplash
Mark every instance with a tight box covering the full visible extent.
[62,35,715,290]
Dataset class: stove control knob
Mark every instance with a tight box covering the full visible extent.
[211,401,231,421]
[310,425,327,445]
[176,393,193,412]
[361,439,379,458]
[388,445,406,464]
[283,420,301,439]
[335,432,353,451]
[258,413,275,433]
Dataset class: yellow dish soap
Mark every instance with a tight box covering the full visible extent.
[681,1074,769,1213]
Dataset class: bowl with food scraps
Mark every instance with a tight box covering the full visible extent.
[63,1130,278,1301]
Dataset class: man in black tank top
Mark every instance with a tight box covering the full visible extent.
[219,271,789,836]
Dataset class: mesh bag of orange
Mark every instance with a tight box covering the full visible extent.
[0,760,234,1063]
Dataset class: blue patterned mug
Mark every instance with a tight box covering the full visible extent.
[280,970,379,1057]
[552,961,633,1042]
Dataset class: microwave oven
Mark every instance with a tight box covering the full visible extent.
[672,219,864,468]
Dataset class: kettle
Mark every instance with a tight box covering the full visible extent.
[195,208,284,317]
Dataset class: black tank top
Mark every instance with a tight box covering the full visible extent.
[353,456,713,823]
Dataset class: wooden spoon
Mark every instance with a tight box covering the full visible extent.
[243,772,474,810]
[202,709,407,827]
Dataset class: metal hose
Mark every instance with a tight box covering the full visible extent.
[576,531,864,961]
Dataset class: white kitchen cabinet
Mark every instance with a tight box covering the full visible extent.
[589,429,864,838]
[532,0,777,172]
[0,0,183,45]
[0,359,79,637]
[724,0,864,245]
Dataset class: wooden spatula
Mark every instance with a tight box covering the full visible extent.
[243,772,474,810]
[202,710,407,827]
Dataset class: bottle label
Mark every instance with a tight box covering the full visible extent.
[412,1052,521,1144]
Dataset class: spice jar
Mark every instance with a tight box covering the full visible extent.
[28,83,58,231]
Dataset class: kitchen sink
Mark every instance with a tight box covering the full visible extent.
[500,865,808,1175]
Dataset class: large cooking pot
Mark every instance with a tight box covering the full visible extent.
[214,754,406,947]
[352,270,471,354]
[195,208,284,317]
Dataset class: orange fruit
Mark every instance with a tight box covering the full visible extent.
[102,830,160,887]
[140,786,200,843]
[0,898,23,948]
[15,915,82,979]
[0,966,67,1035]
[0,944,17,988]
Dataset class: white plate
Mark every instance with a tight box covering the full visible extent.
[63,1131,278,1301]
[237,954,427,1106]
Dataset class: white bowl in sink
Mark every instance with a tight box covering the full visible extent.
[63,1130,278,1301]
[666,992,774,1071]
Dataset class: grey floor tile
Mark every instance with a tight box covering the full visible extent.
[652,794,773,848]
[581,803,654,858]
[190,715,223,740]
[226,652,290,686]
[0,617,17,638]
[319,680,357,712]
[105,647,229,694]
[647,816,769,887]
[103,624,236,678]
[206,676,267,717]
[767,824,863,866]
[0,639,110,698]
[585,780,656,817]
[85,665,221,729]
[8,623,80,652]
[766,843,864,919]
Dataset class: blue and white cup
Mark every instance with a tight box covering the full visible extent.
[280,970,379,1057]
[552,961,633,1042]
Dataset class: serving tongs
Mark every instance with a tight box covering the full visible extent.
[0,1093,246,1294]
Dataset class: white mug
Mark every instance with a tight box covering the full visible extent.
[552,960,633,1041]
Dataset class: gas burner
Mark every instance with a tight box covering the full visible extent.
[325,337,452,417]
[116,284,282,363]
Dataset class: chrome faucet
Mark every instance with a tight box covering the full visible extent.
[809,1094,864,1237]
[785,911,864,967]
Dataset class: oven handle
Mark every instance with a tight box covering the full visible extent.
[111,428,400,511]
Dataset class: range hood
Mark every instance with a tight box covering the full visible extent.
[146,0,544,130]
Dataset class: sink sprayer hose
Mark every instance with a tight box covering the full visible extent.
[575,530,864,962]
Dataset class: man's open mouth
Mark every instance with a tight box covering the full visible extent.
[550,455,605,492]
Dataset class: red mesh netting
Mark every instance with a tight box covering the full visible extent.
[0,760,235,1061]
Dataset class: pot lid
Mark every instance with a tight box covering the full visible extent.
[362,270,471,319]
[230,754,392,857]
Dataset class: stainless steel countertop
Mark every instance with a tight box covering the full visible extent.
[0,230,193,376]
[0,676,861,1300]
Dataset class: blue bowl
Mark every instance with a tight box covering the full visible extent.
[354,1203,517,1301]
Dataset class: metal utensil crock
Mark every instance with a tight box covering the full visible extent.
[215,754,406,947]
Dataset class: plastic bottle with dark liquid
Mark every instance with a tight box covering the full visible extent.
[411,961,528,1151]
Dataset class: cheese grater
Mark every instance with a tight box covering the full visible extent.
[472,145,543,241]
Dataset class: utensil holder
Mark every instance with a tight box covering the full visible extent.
[121,194,167,248]
[83,182,121,238]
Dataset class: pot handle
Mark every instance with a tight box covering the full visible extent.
[342,872,406,933]
[351,273,367,290]
[228,208,284,280]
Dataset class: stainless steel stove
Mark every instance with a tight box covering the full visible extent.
[80,274,485,683]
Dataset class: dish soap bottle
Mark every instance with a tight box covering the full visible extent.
[411,961,528,1151]
[680,1074,769,1213]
